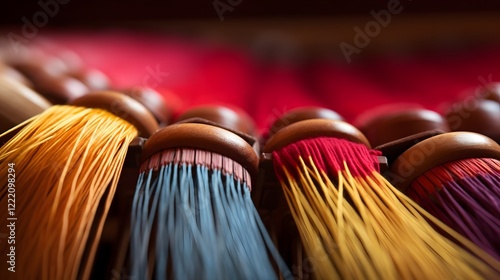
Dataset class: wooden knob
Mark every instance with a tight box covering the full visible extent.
[70,91,159,137]
[267,106,343,139]
[0,76,51,132]
[358,108,449,147]
[390,132,500,192]
[264,119,370,153]
[142,122,259,176]
[177,105,257,137]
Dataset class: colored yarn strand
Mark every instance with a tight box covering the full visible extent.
[131,149,291,280]
[273,137,499,280]
[0,105,138,280]
[408,158,500,259]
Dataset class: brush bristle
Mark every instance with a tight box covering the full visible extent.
[131,147,290,279]
[271,136,499,279]
[408,158,500,202]
[407,157,500,259]
[140,148,252,189]
[0,105,138,280]
[272,137,381,181]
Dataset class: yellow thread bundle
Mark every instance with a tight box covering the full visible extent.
[278,155,499,279]
[0,105,137,280]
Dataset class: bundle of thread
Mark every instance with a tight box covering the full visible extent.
[0,90,160,280]
[355,105,500,260]
[128,105,290,279]
[258,107,498,279]
[390,132,500,259]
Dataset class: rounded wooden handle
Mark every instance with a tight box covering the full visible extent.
[142,122,259,176]
[176,105,257,137]
[267,106,343,139]
[263,119,370,153]
[390,132,500,192]
[70,90,159,137]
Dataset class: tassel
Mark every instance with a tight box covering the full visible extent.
[266,119,499,279]
[130,123,290,279]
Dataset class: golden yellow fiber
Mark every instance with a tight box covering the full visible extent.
[0,105,137,280]
[279,155,499,280]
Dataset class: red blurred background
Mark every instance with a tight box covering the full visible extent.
[1,0,500,131]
